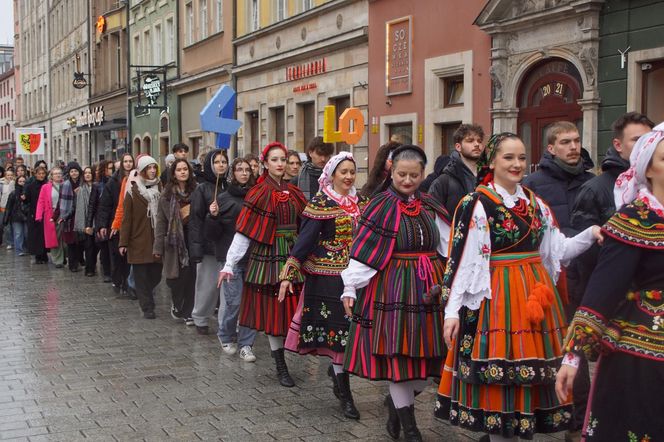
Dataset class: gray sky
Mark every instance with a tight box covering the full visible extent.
[0,0,14,46]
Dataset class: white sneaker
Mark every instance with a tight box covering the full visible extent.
[239,346,256,362]
[6,245,12,250]
[221,342,238,355]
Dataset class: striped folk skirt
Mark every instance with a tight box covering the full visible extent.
[435,252,573,440]
[239,228,302,337]
[343,252,446,382]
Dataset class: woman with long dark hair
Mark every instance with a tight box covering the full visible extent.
[3,175,29,256]
[24,166,48,263]
[154,159,198,324]
[209,158,258,361]
[219,142,306,386]
[74,166,96,276]
[360,141,401,198]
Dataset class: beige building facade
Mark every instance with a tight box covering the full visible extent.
[233,0,369,180]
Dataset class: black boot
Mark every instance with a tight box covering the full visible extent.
[327,365,340,399]
[335,372,360,420]
[271,348,295,387]
[395,405,422,442]
[384,395,400,439]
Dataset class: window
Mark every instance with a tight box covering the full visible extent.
[388,123,413,145]
[298,102,315,150]
[153,24,162,65]
[143,29,151,65]
[331,95,351,152]
[251,0,259,32]
[302,0,313,11]
[165,17,174,61]
[437,122,461,156]
[133,34,140,65]
[642,60,664,123]
[443,76,464,107]
[270,106,285,144]
[185,2,193,45]
[247,111,259,154]
[215,0,223,33]
[199,0,208,40]
[276,0,286,21]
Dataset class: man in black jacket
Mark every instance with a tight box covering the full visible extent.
[292,137,333,200]
[429,124,485,215]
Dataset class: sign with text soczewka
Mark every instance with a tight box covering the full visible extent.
[16,127,45,156]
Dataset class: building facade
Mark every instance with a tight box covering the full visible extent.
[86,0,129,161]
[368,0,492,174]
[597,0,664,152]
[174,0,233,161]
[128,0,180,166]
[0,68,16,163]
[15,0,50,165]
[48,0,91,164]
[233,0,369,179]
[476,0,603,170]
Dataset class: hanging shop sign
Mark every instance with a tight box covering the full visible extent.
[323,105,365,145]
[386,16,412,96]
[142,75,162,106]
[72,72,88,89]
[77,106,105,128]
[286,59,327,81]
[15,127,45,156]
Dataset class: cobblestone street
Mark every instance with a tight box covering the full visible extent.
[0,251,564,441]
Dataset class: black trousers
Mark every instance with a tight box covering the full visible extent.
[133,262,163,314]
[166,264,197,318]
[109,235,129,290]
[97,239,111,277]
[83,235,99,274]
[67,240,85,270]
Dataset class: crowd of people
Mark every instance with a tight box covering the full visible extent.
[2,112,662,442]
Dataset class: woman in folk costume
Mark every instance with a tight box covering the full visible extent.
[556,123,664,441]
[341,145,451,442]
[219,142,307,387]
[435,133,603,441]
[278,152,369,419]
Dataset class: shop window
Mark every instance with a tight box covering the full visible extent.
[331,95,351,152]
[438,122,461,156]
[443,76,464,107]
[642,60,664,123]
[142,136,152,155]
[389,123,413,145]
[270,106,285,144]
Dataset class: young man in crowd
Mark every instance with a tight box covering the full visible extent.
[292,137,334,200]
[429,124,485,215]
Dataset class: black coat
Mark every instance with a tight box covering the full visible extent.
[3,187,29,224]
[96,172,123,230]
[428,152,477,216]
[188,150,226,262]
[86,178,109,230]
[420,155,451,192]
[207,182,249,263]
[23,177,47,255]
[522,152,595,236]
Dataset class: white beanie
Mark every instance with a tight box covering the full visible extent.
[137,155,158,173]
[165,154,175,165]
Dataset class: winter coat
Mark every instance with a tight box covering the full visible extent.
[292,161,322,200]
[119,182,160,265]
[86,181,103,229]
[420,154,451,192]
[3,186,29,224]
[189,150,226,262]
[428,151,477,216]
[35,182,60,249]
[570,147,629,231]
[153,190,192,279]
[522,152,595,236]
[207,182,250,263]
[97,171,123,230]
[24,177,47,255]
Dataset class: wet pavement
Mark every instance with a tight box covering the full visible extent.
[0,250,565,441]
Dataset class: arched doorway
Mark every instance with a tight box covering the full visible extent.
[517,59,583,171]
[142,135,152,155]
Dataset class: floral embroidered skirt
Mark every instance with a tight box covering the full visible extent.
[435,253,573,439]
[344,252,446,382]
[285,274,350,364]
[239,231,302,337]
[583,351,664,441]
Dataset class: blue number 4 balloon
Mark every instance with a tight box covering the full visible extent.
[199,85,243,149]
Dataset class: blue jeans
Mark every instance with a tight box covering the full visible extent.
[11,222,26,254]
[3,222,13,246]
[217,262,256,347]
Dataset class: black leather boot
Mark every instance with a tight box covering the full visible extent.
[335,372,360,420]
[327,364,340,399]
[395,405,422,442]
[384,395,400,439]
[271,348,295,387]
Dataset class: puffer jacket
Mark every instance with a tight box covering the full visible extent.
[522,151,595,236]
[206,182,250,264]
[429,151,477,216]
[188,150,227,262]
